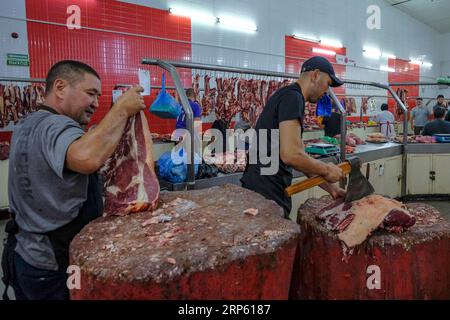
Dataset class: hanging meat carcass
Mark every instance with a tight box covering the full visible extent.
[361,97,368,115]
[201,75,216,117]
[215,77,241,124]
[15,86,24,118]
[192,74,200,102]
[0,85,5,128]
[260,80,268,108]
[267,80,280,101]
[35,85,45,105]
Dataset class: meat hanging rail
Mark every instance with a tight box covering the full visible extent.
[141,59,411,195]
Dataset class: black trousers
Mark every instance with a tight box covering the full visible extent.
[12,252,69,300]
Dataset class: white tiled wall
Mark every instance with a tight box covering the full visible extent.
[0,0,30,79]
[438,32,450,98]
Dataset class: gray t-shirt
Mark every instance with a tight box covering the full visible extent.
[8,110,88,270]
[411,106,429,127]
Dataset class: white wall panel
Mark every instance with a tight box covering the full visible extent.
[0,0,30,78]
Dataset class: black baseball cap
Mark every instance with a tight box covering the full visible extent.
[300,56,344,87]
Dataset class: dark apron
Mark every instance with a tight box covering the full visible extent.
[1,105,103,300]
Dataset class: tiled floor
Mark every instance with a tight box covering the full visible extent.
[1,201,450,300]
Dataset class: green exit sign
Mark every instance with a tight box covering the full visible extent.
[6,53,29,66]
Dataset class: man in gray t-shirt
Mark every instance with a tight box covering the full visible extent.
[410,98,429,135]
[3,60,146,300]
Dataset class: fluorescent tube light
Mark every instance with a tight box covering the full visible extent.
[409,59,422,65]
[169,6,217,24]
[382,52,396,59]
[312,47,336,56]
[319,38,343,48]
[363,47,381,59]
[380,65,395,72]
[218,15,257,32]
[292,34,320,43]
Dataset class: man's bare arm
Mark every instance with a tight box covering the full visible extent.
[279,120,342,182]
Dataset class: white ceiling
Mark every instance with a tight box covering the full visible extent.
[385,0,450,33]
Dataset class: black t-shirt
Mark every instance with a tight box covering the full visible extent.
[421,119,450,136]
[241,82,305,218]
[322,112,341,137]
[445,110,450,122]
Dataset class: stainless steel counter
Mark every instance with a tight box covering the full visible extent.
[406,143,450,154]
[159,142,450,191]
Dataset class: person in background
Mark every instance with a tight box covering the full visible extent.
[208,118,229,154]
[175,88,202,130]
[432,94,447,114]
[373,103,395,139]
[410,98,429,135]
[320,104,341,137]
[234,119,251,151]
[173,88,202,154]
[422,106,450,136]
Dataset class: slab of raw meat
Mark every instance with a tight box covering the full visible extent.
[317,195,415,248]
[101,111,160,216]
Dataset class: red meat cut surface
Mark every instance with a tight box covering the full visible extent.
[301,196,446,250]
[101,111,160,216]
[317,195,416,248]
[70,184,300,299]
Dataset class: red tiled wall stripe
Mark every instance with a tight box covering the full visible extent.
[388,57,420,114]
[285,36,347,96]
[25,0,192,134]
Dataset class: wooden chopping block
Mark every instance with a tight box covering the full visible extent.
[289,196,450,300]
[70,184,300,300]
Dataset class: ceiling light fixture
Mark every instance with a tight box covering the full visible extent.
[218,15,258,32]
[312,47,336,56]
[382,52,396,59]
[319,38,343,48]
[292,34,320,43]
[169,6,217,24]
[380,65,395,72]
[363,47,381,59]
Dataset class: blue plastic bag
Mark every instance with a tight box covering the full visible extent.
[316,94,332,117]
[157,148,201,183]
[150,72,182,119]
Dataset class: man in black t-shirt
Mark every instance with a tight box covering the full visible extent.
[422,106,450,136]
[241,56,346,218]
